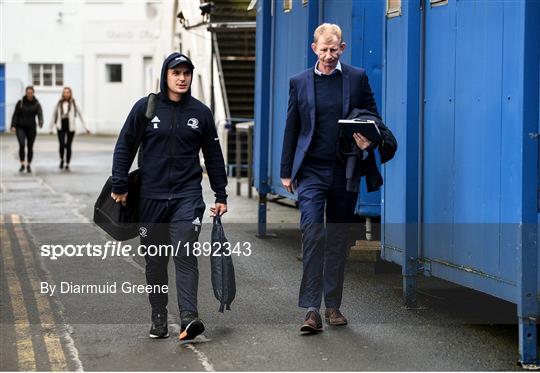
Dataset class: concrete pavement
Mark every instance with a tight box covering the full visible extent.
[0,133,521,371]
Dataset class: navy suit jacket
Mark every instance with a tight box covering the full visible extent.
[280,63,379,181]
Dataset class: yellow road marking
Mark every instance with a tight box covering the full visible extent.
[0,220,37,371]
[10,214,68,371]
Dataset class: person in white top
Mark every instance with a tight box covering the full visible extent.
[49,87,90,170]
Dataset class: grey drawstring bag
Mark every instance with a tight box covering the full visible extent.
[210,215,236,312]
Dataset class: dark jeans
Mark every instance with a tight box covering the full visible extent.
[139,196,206,317]
[15,127,36,163]
[296,160,358,310]
[57,119,75,163]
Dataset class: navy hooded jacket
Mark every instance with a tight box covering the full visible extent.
[111,53,228,203]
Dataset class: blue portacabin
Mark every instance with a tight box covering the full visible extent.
[253,0,539,366]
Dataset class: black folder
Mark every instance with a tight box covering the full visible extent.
[338,119,382,143]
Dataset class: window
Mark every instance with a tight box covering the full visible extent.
[386,0,401,18]
[106,64,122,83]
[55,64,63,86]
[30,64,63,87]
[283,0,292,13]
[43,64,53,86]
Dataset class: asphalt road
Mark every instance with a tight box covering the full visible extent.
[0,134,522,371]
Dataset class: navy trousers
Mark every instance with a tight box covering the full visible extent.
[139,196,206,317]
[296,161,358,310]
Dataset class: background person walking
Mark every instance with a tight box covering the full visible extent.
[10,86,43,173]
[49,87,90,171]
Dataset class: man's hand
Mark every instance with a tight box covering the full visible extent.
[111,192,128,207]
[281,178,294,193]
[353,133,371,150]
[210,203,228,217]
[10,127,16,133]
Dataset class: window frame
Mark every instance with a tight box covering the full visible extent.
[430,0,448,7]
[29,63,64,87]
[105,63,123,83]
[386,0,401,18]
[283,0,292,13]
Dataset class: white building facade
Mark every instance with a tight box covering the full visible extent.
[1,0,160,135]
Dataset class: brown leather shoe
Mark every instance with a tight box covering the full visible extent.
[325,308,348,326]
[300,311,323,333]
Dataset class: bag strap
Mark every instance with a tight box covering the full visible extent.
[134,93,156,147]
[144,93,157,121]
[134,93,156,166]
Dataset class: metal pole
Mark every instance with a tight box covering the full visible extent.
[257,193,267,237]
[247,125,253,198]
[236,129,241,196]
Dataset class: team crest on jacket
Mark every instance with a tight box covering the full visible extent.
[151,116,160,129]
[139,226,148,237]
[187,118,199,129]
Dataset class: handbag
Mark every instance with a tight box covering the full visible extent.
[93,93,156,241]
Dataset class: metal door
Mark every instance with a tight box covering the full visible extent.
[269,0,310,196]
[96,56,131,134]
[421,0,516,295]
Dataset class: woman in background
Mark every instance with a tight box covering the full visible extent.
[50,87,90,171]
[10,86,43,173]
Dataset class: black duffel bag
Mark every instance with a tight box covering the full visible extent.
[210,215,236,312]
[93,93,156,241]
[93,169,141,241]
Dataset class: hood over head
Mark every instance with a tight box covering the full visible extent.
[159,52,195,97]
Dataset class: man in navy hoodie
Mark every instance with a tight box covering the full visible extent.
[111,53,228,341]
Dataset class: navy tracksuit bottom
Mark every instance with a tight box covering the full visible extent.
[296,160,358,310]
[139,196,206,317]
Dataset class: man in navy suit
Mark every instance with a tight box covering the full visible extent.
[280,23,379,333]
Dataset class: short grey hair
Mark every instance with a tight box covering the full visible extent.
[313,23,343,44]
